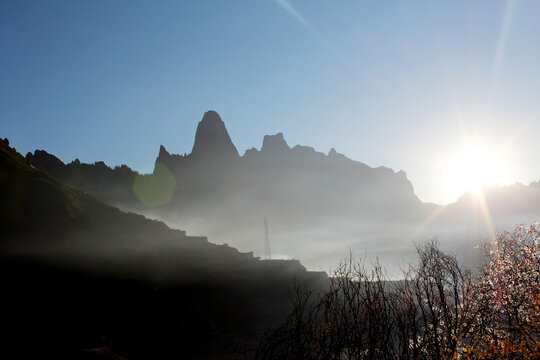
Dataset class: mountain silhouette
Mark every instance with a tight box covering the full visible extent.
[28,110,422,216]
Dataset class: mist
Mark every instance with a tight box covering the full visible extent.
[25,111,540,278]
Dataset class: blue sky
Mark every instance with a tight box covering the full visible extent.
[1,0,539,204]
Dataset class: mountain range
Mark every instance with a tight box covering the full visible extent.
[25,111,540,273]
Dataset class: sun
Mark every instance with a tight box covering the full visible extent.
[444,146,507,200]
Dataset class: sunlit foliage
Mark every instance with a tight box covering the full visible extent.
[463,223,540,358]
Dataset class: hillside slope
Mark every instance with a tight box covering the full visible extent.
[0,137,328,359]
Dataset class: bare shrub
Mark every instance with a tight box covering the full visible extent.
[255,242,470,359]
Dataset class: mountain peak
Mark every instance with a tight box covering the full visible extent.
[191,111,239,159]
[159,145,170,158]
[261,133,290,153]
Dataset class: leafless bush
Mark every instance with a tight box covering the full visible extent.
[255,241,471,360]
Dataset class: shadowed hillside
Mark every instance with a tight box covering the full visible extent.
[0,137,328,359]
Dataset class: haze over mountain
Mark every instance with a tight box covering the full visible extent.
[27,111,540,274]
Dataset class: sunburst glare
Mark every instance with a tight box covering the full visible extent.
[444,145,508,201]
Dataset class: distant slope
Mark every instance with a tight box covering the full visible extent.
[0,137,328,359]
[440,183,540,223]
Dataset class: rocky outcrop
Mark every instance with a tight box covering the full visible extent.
[191,110,239,160]
[26,150,67,178]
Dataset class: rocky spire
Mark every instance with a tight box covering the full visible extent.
[191,111,239,159]
[158,145,170,158]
